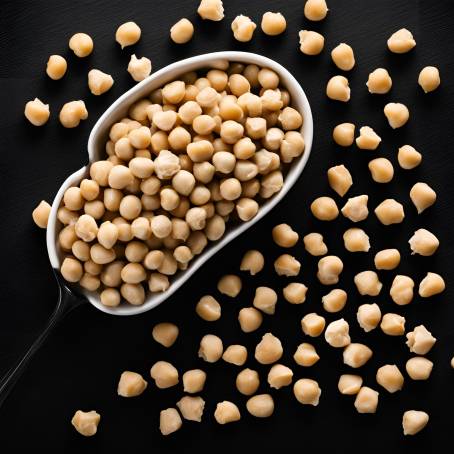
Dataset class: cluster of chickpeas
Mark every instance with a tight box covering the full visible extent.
[35,61,306,308]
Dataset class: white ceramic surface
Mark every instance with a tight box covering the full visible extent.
[46,51,313,315]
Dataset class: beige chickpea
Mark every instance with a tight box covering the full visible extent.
[170,18,194,44]
[88,69,114,95]
[304,0,328,21]
[193,163,215,185]
[418,66,440,93]
[387,28,416,53]
[268,364,293,389]
[299,30,325,55]
[403,410,429,436]
[325,318,351,348]
[376,364,404,393]
[115,21,141,48]
[197,0,224,21]
[310,196,339,221]
[117,371,148,397]
[406,357,433,380]
[241,179,260,198]
[255,333,283,364]
[187,231,208,255]
[173,245,192,264]
[182,369,206,394]
[293,343,320,367]
[366,68,392,94]
[214,401,241,425]
[236,368,260,395]
[59,100,88,128]
[176,396,205,422]
[222,345,247,366]
[46,55,67,80]
[231,15,256,42]
[261,88,283,111]
[384,102,410,129]
[148,273,169,292]
[301,313,326,337]
[381,313,406,336]
[75,214,98,242]
[374,249,400,271]
[217,274,241,297]
[80,179,99,201]
[264,127,284,151]
[154,150,181,180]
[332,123,355,147]
[109,165,133,189]
[317,255,343,285]
[409,228,439,256]
[159,408,182,436]
[143,249,164,271]
[240,249,264,275]
[124,242,147,264]
[238,307,263,333]
[278,107,303,131]
[274,254,301,277]
[406,325,436,354]
[245,117,266,140]
[343,343,373,368]
[32,200,51,228]
[150,361,179,388]
[72,241,90,262]
[242,64,260,87]
[90,244,116,265]
[71,410,100,437]
[246,394,274,418]
[253,286,278,315]
[375,199,405,225]
[293,379,321,406]
[153,111,178,132]
[257,69,279,91]
[206,69,228,91]
[219,178,242,201]
[59,225,78,250]
[192,115,216,136]
[151,322,179,348]
[368,158,394,183]
[168,127,191,151]
[410,182,436,214]
[235,160,259,183]
[196,295,221,321]
[354,387,379,414]
[327,165,353,197]
[272,223,299,247]
[118,195,141,220]
[331,43,355,71]
[228,74,250,97]
[178,101,202,125]
[261,11,286,35]
[61,257,83,283]
[127,55,152,82]
[326,76,350,102]
[170,171,195,197]
[114,137,134,161]
[98,221,119,250]
[198,334,223,363]
[69,32,93,57]
[100,288,121,307]
[343,228,370,252]
[24,98,50,126]
[357,303,381,332]
[57,206,79,225]
[338,374,363,395]
[160,187,179,211]
[233,138,255,160]
[187,140,215,163]
[283,283,308,305]
[354,271,382,296]
[322,288,347,313]
[419,272,445,298]
[100,261,124,287]
[303,233,327,256]
[185,207,207,231]
[398,144,422,169]
[356,126,381,150]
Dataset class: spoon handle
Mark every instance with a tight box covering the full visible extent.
[0,283,81,409]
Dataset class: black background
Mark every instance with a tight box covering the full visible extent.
[1,0,453,452]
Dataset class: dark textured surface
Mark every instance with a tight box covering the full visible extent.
[0,0,453,451]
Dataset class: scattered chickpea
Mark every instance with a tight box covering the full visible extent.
[341,195,369,222]
[214,401,241,424]
[301,313,326,337]
[217,274,242,297]
[326,76,351,102]
[333,123,355,147]
[418,66,440,93]
[183,369,206,394]
[71,410,100,437]
[196,295,221,321]
[368,158,394,183]
[223,345,247,366]
[322,288,347,313]
[283,282,308,304]
[356,126,381,150]
[398,145,422,169]
[299,30,325,56]
[406,325,436,355]
[170,18,194,44]
[419,272,445,297]
[32,200,51,228]
[381,313,406,336]
[384,102,410,129]
[310,196,339,221]
[338,374,363,395]
[304,0,328,21]
[240,250,264,275]
[317,255,343,285]
[176,396,205,422]
[46,55,67,80]
[198,334,223,363]
[343,228,370,252]
[406,357,433,380]
[375,199,405,225]
[197,0,224,21]
[294,343,320,367]
[327,165,353,197]
[127,55,152,82]
[325,318,351,348]
[236,368,260,395]
[357,303,381,332]
[238,307,263,333]
[117,371,148,397]
[150,361,179,388]
[24,98,50,126]
[387,28,416,54]
[272,223,299,247]
[366,68,392,94]
[274,254,301,276]
[253,286,278,315]
[354,270,382,296]
[354,387,379,414]
[293,378,321,406]
[410,182,436,213]
[268,364,293,389]
[116,22,141,48]
[255,333,283,364]
[390,275,414,306]
[159,408,182,435]
[409,228,439,256]
[343,343,373,368]
[261,12,286,36]
[246,394,274,418]
[59,100,88,128]
[374,248,400,270]
[152,322,179,347]
[331,43,355,71]
[231,15,256,42]
[69,32,93,57]
[403,410,429,436]
[376,364,404,393]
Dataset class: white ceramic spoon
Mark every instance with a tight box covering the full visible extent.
[0,51,313,405]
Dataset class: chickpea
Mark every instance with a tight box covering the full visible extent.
[410,182,436,214]
[366,68,392,94]
[100,288,121,307]
[120,283,145,305]
[418,66,440,93]
[159,408,182,436]
[245,117,266,140]
[374,248,400,270]
[100,261,124,287]
[387,28,416,53]
[182,369,206,394]
[406,325,436,354]
[368,158,394,183]
[214,401,241,425]
[338,374,363,395]
[403,410,429,436]
[409,228,439,256]
[222,345,247,366]
[419,272,445,298]
[398,145,422,169]
[32,200,51,228]
[232,138,254,161]
[58,206,78,225]
[246,394,274,418]
[236,368,260,395]
[261,89,283,111]
[217,274,242,297]
[375,199,405,225]
[261,11,286,35]
[153,111,177,131]
[343,343,373,368]
[238,307,263,333]
[170,18,194,44]
[283,282,308,304]
[268,364,293,389]
[59,224,78,250]
[376,364,404,393]
[354,387,379,414]
[327,165,352,197]
[240,250,264,275]
[231,15,256,42]
[384,102,410,129]
[127,54,152,82]
[406,357,433,380]
[354,270,382,296]
[293,343,320,367]
[343,228,370,252]
[176,396,205,423]
[357,303,381,332]
[149,273,170,292]
[152,322,179,347]
[116,21,141,48]
[91,161,114,187]
[325,318,351,348]
[80,273,101,291]
[197,0,224,21]
[154,150,181,179]
[253,286,278,315]
[261,170,284,197]
[178,101,202,125]
[75,214,98,242]
[272,223,298,247]
[255,332,283,365]
[98,221,119,250]
[326,75,350,102]
[322,288,347,313]
[310,196,339,221]
[331,43,355,71]
[381,313,406,336]
[332,123,355,146]
[301,313,326,337]
[71,410,100,437]
[79,179,99,202]
[46,54,67,80]
[278,107,303,131]
[72,241,90,262]
[69,32,93,57]
[61,257,83,283]
[59,100,88,128]
[117,371,148,397]
[24,98,50,126]
[299,30,325,55]
[304,0,328,21]
[293,379,321,406]
[150,361,179,388]
[195,295,221,321]
[303,233,327,256]
[355,126,381,150]
[317,255,343,285]
[274,254,301,277]
[198,334,223,363]
[86,69,114,96]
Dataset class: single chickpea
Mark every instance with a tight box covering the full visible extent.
[381,313,406,336]
[253,286,278,315]
[179,101,202,124]
[304,0,328,21]
[87,69,114,95]
[243,64,260,87]
[69,33,93,57]
[150,361,179,388]
[293,378,321,406]
[59,225,78,250]
[46,55,67,80]
[196,295,221,321]
[317,255,343,285]
[338,374,363,395]
[170,18,194,44]
[303,233,327,256]
[293,343,320,367]
[327,165,353,197]
[71,410,100,437]
[57,206,78,225]
[152,322,179,347]
[217,274,242,297]
[278,107,303,131]
[100,288,121,307]
[387,28,416,53]
[343,228,370,252]
[410,182,436,213]
[233,138,255,160]
[246,394,274,418]
[357,303,381,332]
[272,223,299,247]
[325,318,351,348]
[193,163,215,184]
[222,345,247,366]
[197,0,224,21]
[326,75,351,102]
[127,55,152,82]
[91,243,116,265]
[375,199,405,225]
[354,387,379,414]
[331,43,355,71]
[376,364,404,393]
[240,250,264,275]
[261,89,283,111]
[310,196,339,221]
[354,271,382,296]
[236,368,260,395]
[238,307,263,332]
[245,117,267,140]
[322,288,347,313]
[398,145,422,169]
[419,272,445,298]
[79,273,100,291]
[374,248,400,270]
[406,325,436,354]
[159,408,182,436]
[406,357,433,380]
[72,241,90,262]
[183,369,206,394]
[301,313,326,337]
[268,364,293,389]
[384,102,410,129]
[409,229,439,256]
[176,396,205,422]
[343,343,373,368]
[121,282,145,305]
[219,178,242,201]
[368,158,394,183]
[61,257,83,283]
[90,160,114,186]
[32,200,51,228]
[255,332,283,364]
[274,254,301,277]
[231,15,256,42]
[418,66,440,93]
[229,74,250,97]
[80,179,99,201]
[24,98,50,126]
[366,68,392,94]
[299,30,325,55]
[59,100,88,128]
[261,12,286,35]
[100,261,124,287]
[403,410,429,436]
[116,22,141,48]
[154,150,181,179]
[332,123,355,146]
[148,272,168,292]
[198,334,223,363]
[98,221,119,250]
[75,214,98,242]
[214,401,241,425]
[283,282,308,304]
[117,371,148,397]
[356,126,381,150]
